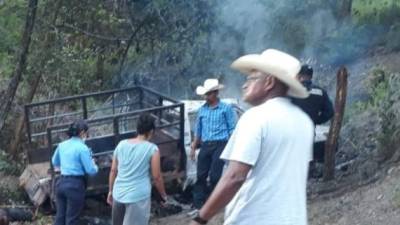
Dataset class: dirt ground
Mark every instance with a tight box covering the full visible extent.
[6,163,400,225]
[307,164,400,225]
[149,164,400,225]
[150,212,224,225]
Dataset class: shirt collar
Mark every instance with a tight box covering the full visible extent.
[301,80,313,90]
[70,136,84,143]
[205,99,221,109]
[260,96,290,106]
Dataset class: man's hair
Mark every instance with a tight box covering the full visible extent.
[67,119,89,137]
[137,113,156,135]
[299,64,313,77]
[273,77,289,95]
[263,73,289,95]
[205,90,219,96]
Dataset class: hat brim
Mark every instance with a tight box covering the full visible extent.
[196,84,224,96]
[231,54,308,98]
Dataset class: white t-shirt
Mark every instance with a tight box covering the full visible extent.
[220,97,314,225]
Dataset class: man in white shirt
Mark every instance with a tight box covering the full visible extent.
[189,49,314,225]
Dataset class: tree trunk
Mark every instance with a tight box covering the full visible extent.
[8,0,61,157]
[95,48,105,87]
[324,67,348,181]
[118,21,146,78]
[337,0,352,20]
[0,0,39,132]
[8,75,41,157]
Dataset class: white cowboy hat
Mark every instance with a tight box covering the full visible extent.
[196,79,224,95]
[231,49,309,98]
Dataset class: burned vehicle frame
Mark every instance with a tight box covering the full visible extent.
[20,86,186,207]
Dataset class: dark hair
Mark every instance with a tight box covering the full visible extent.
[67,119,89,137]
[137,113,155,135]
[205,90,219,96]
[299,64,313,77]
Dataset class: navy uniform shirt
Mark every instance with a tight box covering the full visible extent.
[52,137,98,176]
[291,82,334,125]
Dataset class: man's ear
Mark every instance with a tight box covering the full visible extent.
[263,76,276,92]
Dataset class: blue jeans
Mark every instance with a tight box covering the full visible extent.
[193,140,227,209]
[54,176,86,225]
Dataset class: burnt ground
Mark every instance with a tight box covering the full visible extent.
[151,163,400,225]
[6,162,400,225]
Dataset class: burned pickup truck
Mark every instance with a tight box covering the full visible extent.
[19,86,187,207]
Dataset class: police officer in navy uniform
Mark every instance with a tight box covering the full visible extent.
[52,120,98,225]
[291,65,334,166]
[291,65,334,125]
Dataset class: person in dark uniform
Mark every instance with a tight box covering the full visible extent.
[52,119,98,225]
[291,65,334,125]
[291,65,334,164]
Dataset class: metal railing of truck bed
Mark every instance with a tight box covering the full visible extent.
[24,86,185,165]
[45,103,185,157]
[25,86,179,143]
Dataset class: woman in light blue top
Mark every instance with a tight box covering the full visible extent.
[52,119,98,225]
[107,113,167,225]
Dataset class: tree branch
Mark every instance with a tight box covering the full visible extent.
[58,23,131,42]
[117,18,147,77]
[36,18,131,43]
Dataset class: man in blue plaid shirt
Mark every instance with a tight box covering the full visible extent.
[189,79,237,211]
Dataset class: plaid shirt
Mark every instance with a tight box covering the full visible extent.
[195,101,236,142]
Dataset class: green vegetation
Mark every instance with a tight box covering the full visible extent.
[0,186,27,204]
[0,151,22,175]
[34,214,53,225]
[345,68,400,161]
[360,68,390,110]
[392,185,400,208]
[0,152,26,204]
[0,0,25,78]
[353,0,400,24]
[0,0,399,160]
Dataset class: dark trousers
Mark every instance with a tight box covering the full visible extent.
[313,141,326,163]
[193,140,227,209]
[54,176,85,225]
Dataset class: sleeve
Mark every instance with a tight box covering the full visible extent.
[51,146,60,167]
[220,111,262,166]
[113,141,123,159]
[80,146,98,176]
[150,143,159,156]
[195,108,202,139]
[225,105,237,136]
[317,90,334,124]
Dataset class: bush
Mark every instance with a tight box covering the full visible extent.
[0,151,22,176]
[0,186,27,205]
[345,68,400,161]
[385,22,400,51]
[392,186,400,208]
[353,0,400,25]
[376,72,400,161]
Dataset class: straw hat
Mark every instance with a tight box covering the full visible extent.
[231,49,308,98]
[196,79,224,96]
